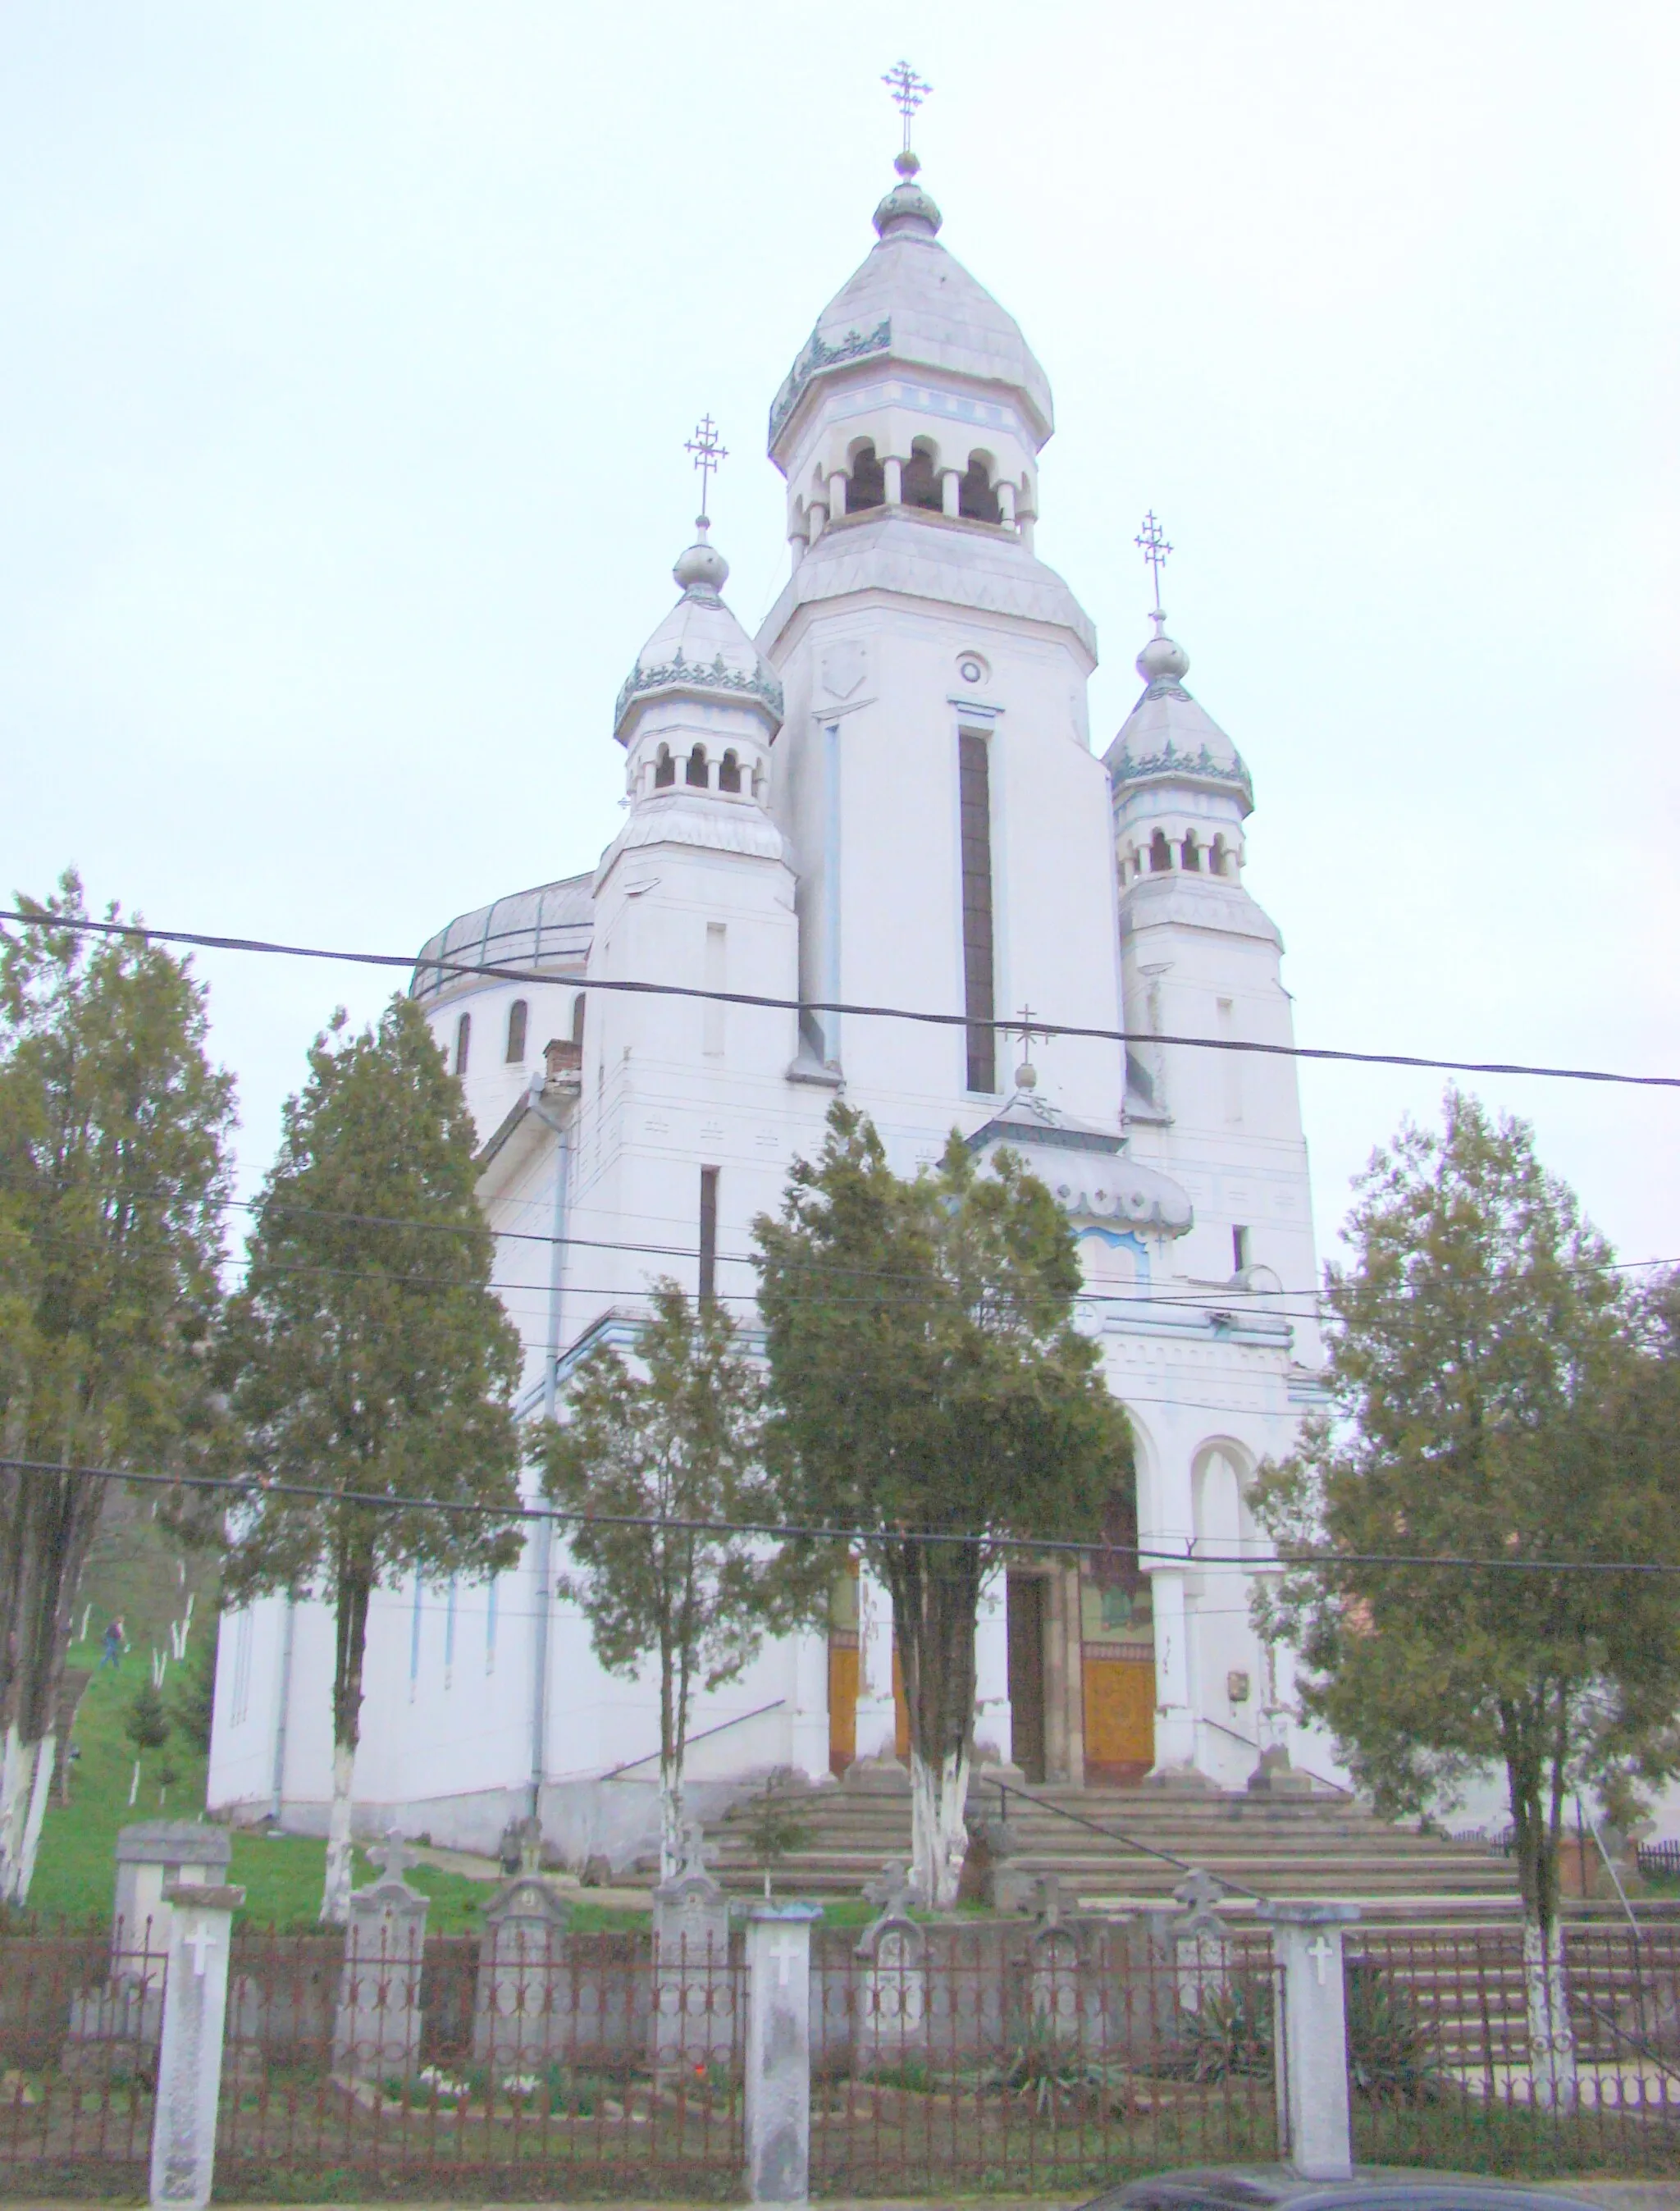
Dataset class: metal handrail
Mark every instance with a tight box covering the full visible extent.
[598,1699,787,1783]
[979,1773,1266,1903]
[1198,1713,1354,1798]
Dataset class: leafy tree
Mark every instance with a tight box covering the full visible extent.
[0,875,233,1902]
[221,996,523,1921]
[1253,1090,1680,2108]
[532,1281,819,1882]
[171,1614,218,1756]
[754,1103,1132,1906]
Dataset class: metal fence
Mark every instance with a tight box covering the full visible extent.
[1346,1925,1680,2176]
[808,1921,1285,2196]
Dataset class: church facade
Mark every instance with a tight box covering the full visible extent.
[207,146,1336,1863]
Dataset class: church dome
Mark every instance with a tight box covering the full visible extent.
[767,162,1054,457]
[1104,633,1253,813]
[613,520,784,742]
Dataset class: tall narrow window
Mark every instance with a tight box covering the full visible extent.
[572,993,586,1044]
[409,1575,423,1702]
[485,1577,498,1674]
[454,1012,471,1076]
[699,1167,719,1304]
[654,745,675,788]
[505,998,528,1062]
[959,732,996,1092]
[686,744,708,788]
[1233,1225,1252,1273]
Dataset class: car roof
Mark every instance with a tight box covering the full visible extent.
[1085,2167,1600,2211]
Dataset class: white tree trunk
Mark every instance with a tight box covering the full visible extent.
[320,1740,356,1925]
[659,1753,685,1885]
[1522,1915,1577,2112]
[12,1734,56,1903]
[0,1728,39,1904]
[909,1741,972,1908]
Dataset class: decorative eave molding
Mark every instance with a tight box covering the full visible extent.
[614,648,785,738]
[768,317,892,448]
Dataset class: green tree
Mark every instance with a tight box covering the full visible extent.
[754,1103,1132,1907]
[221,995,523,1922]
[123,1677,171,1808]
[1253,1090,1680,2109]
[0,875,233,1902]
[532,1281,819,1882]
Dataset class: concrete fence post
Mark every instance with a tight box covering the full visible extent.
[745,1900,822,2204]
[1257,1900,1360,2181]
[148,1880,244,2210]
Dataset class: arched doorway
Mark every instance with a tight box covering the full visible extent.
[1080,1484,1156,1784]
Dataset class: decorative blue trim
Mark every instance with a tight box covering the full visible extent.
[769,317,892,445]
[614,646,784,736]
[1076,1225,1152,1289]
[1109,720,1254,807]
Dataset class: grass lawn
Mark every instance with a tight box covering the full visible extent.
[28,1647,490,1933]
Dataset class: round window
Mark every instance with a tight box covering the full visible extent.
[957,654,987,686]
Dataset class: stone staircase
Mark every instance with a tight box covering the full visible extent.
[666,1771,1527,1921]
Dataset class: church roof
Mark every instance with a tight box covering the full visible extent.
[768,164,1053,455]
[966,1085,1194,1238]
[614,525,784,742]
[412,873,592,1002]
[1104,633,1253,813]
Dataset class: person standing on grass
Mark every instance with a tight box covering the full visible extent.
[99,1619,126,1670]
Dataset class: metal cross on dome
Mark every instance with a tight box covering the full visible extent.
[1135,509,1172,630]
[685,414,728,524]
[883,60,932,153]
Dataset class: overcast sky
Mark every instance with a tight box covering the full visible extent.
[3,1,1676,1279]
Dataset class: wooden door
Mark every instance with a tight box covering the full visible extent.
[892,1642,910,1761]
[1081,1651,1156,1784]
[828,1635,858,1776]
[1007,1574,1048,1784]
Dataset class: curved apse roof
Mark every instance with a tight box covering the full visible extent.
[412,872,593,1003]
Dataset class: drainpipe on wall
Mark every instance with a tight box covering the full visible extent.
[525,1085,573,1822]
[268,1594,296,1825]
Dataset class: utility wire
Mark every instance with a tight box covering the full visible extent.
[7,1455,1680,1575]
[7,905,1678,1091]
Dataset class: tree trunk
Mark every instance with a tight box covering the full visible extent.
[13,1734,56,1901]
[659,1751,685,1885]
[1522,1914,1577,2111]
[0,1728,39,1904]
[322,1739,357,1924]
[322,1567,372,1925]
[910,1739,973,1908]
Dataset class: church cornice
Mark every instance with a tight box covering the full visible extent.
[768,316,893,447]
[614,647,785,736]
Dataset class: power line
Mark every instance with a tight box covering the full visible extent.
[8,1455,1680,1575]
[7,905,1678,1092]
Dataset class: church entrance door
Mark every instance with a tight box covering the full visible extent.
[1082,1653,1156,1784]
[1006,1574,1048,1784]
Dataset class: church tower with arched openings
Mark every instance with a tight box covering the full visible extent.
[757,139,1125,1132]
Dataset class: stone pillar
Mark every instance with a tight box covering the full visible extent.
[997,480,1017,527]
[851,1567,898,1769]
[149,1880,244,2210]
[882,455,903,505]
[745,1902,821,2204]
[807,502,824,545]
[1258,1902,1359,2180]
[473,1867,573,2070]
[113,1823,232,1990]
[788,1627,829,1781]
[1148,1568,1198,1773]
[973,1572,1013,1770]
[827,471,847,522]
[331,1834,429,2082]
[1018,514,1035,553]
[940,468,961,518]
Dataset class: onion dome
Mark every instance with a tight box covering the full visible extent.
[768,153,1053,456]
[1104,628,1253,814]
[613,519,784,743]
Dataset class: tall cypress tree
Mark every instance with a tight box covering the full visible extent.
[222,995,523,1922]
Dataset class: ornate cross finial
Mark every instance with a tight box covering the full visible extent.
[684,413,728,525]
[883,60,932,155]
[1003,1004,1056,1092]
[1135,509,1172,633]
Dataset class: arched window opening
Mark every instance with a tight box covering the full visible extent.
[1180,834,1201,871]
[846,444,885,514]
[653,745,675,788]
[718,750,742,793]
[571,994,586,1045]
[454,1012,471,1076]
[958,457,1001,524]
[1210,834,1229,877]
[505,998,528,1063]
[1148,829,1172,873]
[685,744,708,788]
[901,442,941,512]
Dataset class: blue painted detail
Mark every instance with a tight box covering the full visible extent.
[1077,1225,1152,1288]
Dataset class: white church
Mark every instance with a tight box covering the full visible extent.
[208,133,1338,1867]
